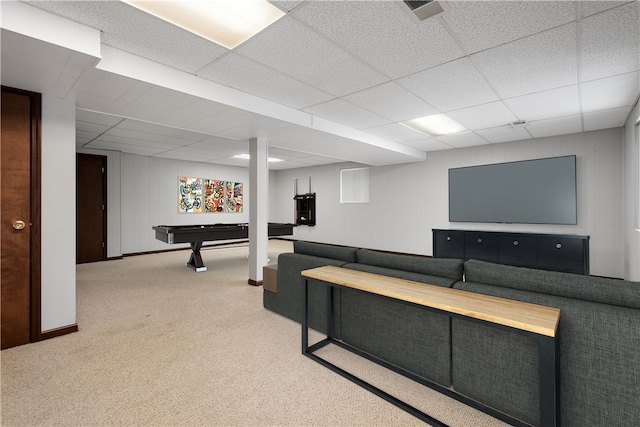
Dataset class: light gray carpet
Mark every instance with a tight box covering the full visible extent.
[1,240,508,426]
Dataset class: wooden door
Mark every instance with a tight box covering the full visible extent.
[1,87,41,349]
[76,154,107,263]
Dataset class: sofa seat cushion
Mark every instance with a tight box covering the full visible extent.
[294,240,358,263]
[356,249,464,281]
[464,259,640,309]
[343,263,457,288]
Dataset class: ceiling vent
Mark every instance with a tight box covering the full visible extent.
[403,1,444,21]
[509,120,528,128]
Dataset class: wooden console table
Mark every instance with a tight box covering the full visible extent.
[301,266,561,427]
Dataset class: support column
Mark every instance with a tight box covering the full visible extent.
[248,137,268,285]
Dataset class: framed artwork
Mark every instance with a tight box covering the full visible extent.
[203,179,225,212]
[179,176,202,213]
[180,177,243,213]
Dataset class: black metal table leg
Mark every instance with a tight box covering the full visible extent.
[187,241,207,272]
[539,334,560,427]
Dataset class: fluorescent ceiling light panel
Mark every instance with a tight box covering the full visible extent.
[233,154,283,162]
[122,0,285,50]
[401,114,467,137]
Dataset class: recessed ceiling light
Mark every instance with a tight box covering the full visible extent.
[400,114,467,137]
[121,0,285,50]
[233,154,283,163]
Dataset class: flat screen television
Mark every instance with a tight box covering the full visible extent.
[449,155,577,224]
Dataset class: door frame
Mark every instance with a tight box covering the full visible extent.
[1,86,42,343]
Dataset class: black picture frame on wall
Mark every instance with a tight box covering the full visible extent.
[294,193,316,226]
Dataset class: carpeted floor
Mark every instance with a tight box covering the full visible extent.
[1,240,508,426]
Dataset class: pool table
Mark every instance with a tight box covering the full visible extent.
[152,223,295,272]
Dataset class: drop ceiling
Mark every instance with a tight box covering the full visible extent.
[2,0,639,170]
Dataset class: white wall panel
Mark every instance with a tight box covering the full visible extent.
[41,95,77,331]
[623,101,640,281]
[120,154,249,254]
[273,129,625,278]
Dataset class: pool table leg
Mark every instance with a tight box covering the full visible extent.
[187,241,207,272]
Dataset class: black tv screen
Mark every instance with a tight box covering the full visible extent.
[449,155,577,224]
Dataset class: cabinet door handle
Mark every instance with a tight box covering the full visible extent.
[556,243,562,249]
[477,238,482,243]
[513,240,519,246]
[446,236,451,241]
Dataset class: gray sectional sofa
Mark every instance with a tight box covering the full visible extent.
[263,240,640,427]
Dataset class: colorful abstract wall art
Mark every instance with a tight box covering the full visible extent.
[179,176,243,213]
[179,176,202,213]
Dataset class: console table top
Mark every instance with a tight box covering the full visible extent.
[302,265,560,337]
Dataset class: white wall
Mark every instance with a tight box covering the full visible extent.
[273,129,625,279]
[623,101,640,281]
[41,95,76,331]
[120,154,250,254]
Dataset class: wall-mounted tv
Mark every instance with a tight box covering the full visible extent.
[449,155,577,224]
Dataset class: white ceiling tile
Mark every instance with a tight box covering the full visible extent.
[27,1,228,73]
[443,1,576,54]
[76,109,123,127]
[76,130,99,142]
[527,115,583,138]
[583,107,631,131]
[73,69,150,113]
[114,120,198,142]
[152,150,216,163]
[96,133,186,149]
[398,58,499,112]
[14,0,640,169]
[198,53,333,110]
[292,1,464,78]
[84,139,165,156]
[117,87,199,123]
[581,71,640,112]
[435,132,489,149]
[304,99,390,130]
[236,17,387,97]
[581,1,633,18]
[158,99,232,130]
[269,1,304,13]
[343,82,437,123]
[447,102,518,131]
[580,2,640,82]
[402,139,453,152]
[472,24,578,98]
[505,86,580,122]
[476,126,533,144]
[363,123,427,143]
[188,137,245,151]
[76,121,109,135]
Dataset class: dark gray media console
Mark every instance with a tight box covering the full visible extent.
[433,229,590,275]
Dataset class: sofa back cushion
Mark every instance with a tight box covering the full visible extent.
[294,240,357,263]
[464,259,640,309]
[356,249,464,281]
[343,263,457,287]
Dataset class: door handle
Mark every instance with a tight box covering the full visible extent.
[12,220,26,230]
